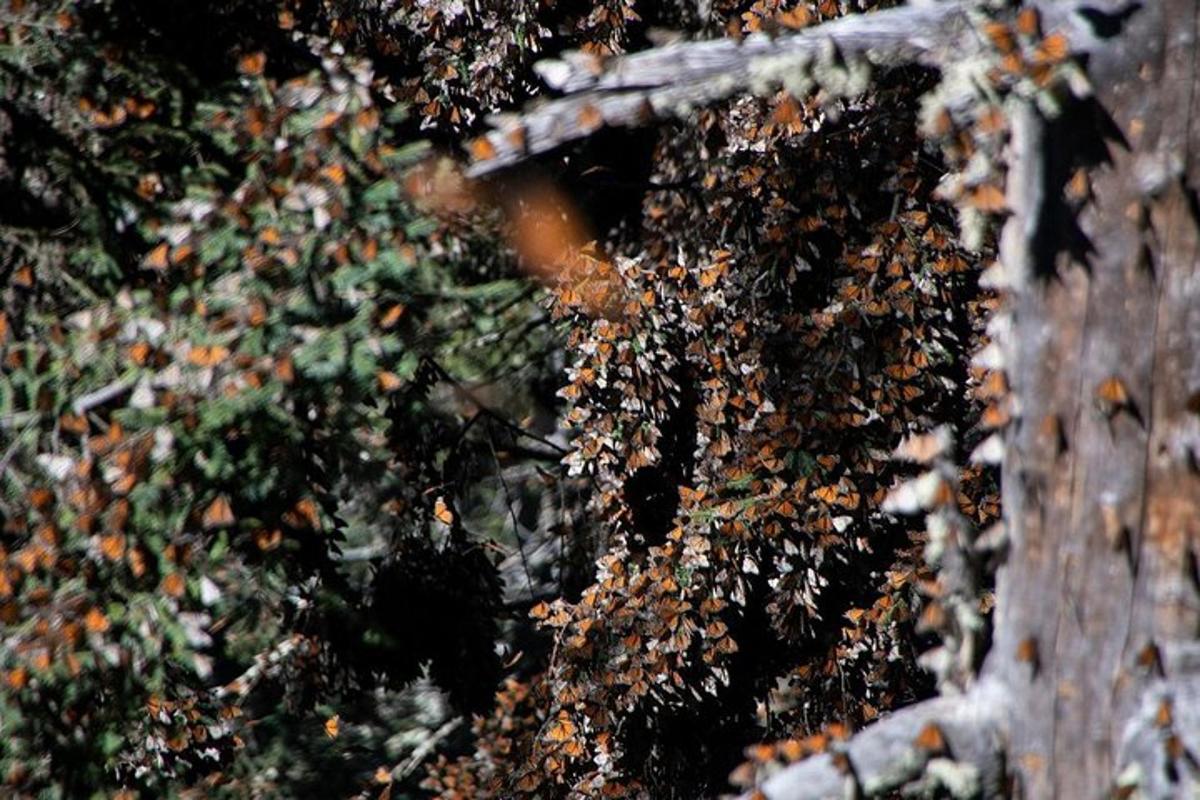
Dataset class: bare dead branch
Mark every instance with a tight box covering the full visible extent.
[214,634,312,700]
[395,717,464,780]
[745,678,1008,799]
[468,1,973,176]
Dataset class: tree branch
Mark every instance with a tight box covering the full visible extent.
[72,377,134,415]
[745,678,1008,799]
[467,1,973,176]
[214,634,311,700]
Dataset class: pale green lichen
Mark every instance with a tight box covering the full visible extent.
[745,42,872,113]
[860,748,929,797]
[907,757,983,799]
[747,51,815,98]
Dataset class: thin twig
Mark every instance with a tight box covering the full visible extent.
[214,634,309,700]
[72,377,134,416]
[0,417,37,477]
[429,360,569,455]
[487,419,537,600]
[394,717,463,780]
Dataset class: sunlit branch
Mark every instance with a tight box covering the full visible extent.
[746,680,1007,799]
[468,1,973,176]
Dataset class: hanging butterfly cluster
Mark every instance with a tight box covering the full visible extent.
[423,4,1007,798]
[308,0,641,132]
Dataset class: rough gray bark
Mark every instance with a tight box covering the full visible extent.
[471,0,1200,796]
[988,0,1200,795]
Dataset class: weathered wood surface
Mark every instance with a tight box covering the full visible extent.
[987,0,1200,795]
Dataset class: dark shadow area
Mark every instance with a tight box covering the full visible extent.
[1029,93,1129,280]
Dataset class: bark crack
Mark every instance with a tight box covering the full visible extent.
[1047,238,1095,799]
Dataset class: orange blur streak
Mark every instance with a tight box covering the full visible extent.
[404,156,624,318]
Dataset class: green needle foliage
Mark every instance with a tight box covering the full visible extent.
[0,2,563,796]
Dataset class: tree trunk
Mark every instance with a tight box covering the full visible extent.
[989,1,1200,796]
[750,2,1200,795]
